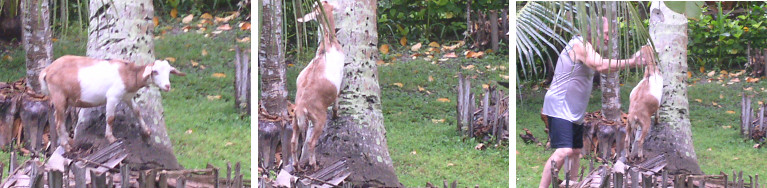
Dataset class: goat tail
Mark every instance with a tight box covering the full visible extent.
[38,70,49,95]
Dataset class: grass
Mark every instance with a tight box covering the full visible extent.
[516,72,767,187]
[283,46,510,187]
[0,19,251,179]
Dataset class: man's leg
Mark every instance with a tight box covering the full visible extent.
[539,148,575,188]
[567,149,582,182]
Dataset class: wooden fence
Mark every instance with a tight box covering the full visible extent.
[455,73,509,143]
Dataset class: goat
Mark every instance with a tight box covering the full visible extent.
[290,1,344,171]
[625,46,662,160]
[40,55,185,150]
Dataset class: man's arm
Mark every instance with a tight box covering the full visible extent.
[568,42,651,73]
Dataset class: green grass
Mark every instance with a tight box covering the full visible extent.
[516,73,767,187]
[0,21,250,179]
[283,48,510,187]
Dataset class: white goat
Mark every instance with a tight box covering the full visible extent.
[626,46,663,160]
[291,1,344,170]
[40,55,185,150]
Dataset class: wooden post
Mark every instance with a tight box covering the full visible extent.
[661,170,667,188]
[701,176,706,188]
[158,172,168,188]
[482,87,489,140]
[233,46,251,114]
[599,168,611,188]
[551,160,558,188]
[742,92,748,137]
[91,171,107,188]
[226,162,232,187]
[121,163,131,188]
[630,169,638,188]
[755,174,759,188]
[614,172,624,188]
[30,163,43,188]
[468,93,475,138]
[495,89,502,144]
[457,73,464,132]
[642,174,652,188]
[464,78,472,136]
[73,163,86,188]
[740,171,744,188]
[48,170,63,188]
[176,176,185,188]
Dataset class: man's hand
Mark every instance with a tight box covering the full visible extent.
[634,45,655,66]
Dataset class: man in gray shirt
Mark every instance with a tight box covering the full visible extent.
[538,17,655,188]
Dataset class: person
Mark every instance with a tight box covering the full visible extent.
[538,17,655,188]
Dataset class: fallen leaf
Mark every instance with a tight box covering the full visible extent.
[379,44,390,54]
[687,72,692,79]
[202,49,208,56]
[400,37,407,46]
[695,99,703,103]
[411,150,417,155]
[237,37,250,43]
[431,119,445,123]
[734,157,739,160]
[436,98,450,102]
[392,83,403,87]
[720,94,724,99]
[217,24,232,31]
[212,73,227,78]
[443,52,458,58]
[239,22,251,30]
[482,84,489,89]
[760,101,764,105]
[531,166,539,169]
[428,41,440,47]
[153,17,159,27]
[185,129,193,134]
[722,126,731,129]
[52,38,58,42]
[182,14,194,24]
[500,74,509,80]
[164,57,177,62]
[171,8,179,19]
[225,142,233,146]
[465,51,485,58]
[201,13,213,20]
[532,85,539,91]
[207,95,222,100]
[700,67,705,73]
[726,110,736,114]
[411,42,422,51]
[707,71,716,77]
[428,76,434,82]
[376,60,385,65]
[474,143,485,150]
[438,58,449,62]
[418,86,425,91]
[462,65,475,70]
[190,60,199,67]
[447,163,454,167]
[712,102,718,106]
[2,55,12,61]
[707,148,712,151]
[747,77,760,83]
[442,41,464,51]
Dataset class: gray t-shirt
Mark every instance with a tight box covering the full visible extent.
[542,36,595,124]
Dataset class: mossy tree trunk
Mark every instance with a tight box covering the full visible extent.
[644,1,701,174]
[21,0,53,93]
[77,0,181,170]
[314,0,400,186]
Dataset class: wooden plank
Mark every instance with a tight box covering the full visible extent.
[226,162,232,187]
[147,170,157,188]
[72,163,86,188]
[158,172,168,188]
[456,73,463,132]
[121,163,131,188]
[176,176,185,188]
[551,160,558,188]
[614,172,623,188]
[661,171,667,188]
[482,88,489,140]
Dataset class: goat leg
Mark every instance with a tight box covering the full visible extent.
[637,117,652,160]
[53,101,72,151]
[291,110,305,171]
[129,99,151,139]
[306,113,327,170]
[104,99,119,143]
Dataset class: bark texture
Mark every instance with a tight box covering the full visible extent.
[314,0,400,186]
[77,0,181,170]
[600,2,622,122]
[257,0,288,170]
[21,0,53,92]
[258,0,287,117]
[644,1,701,174]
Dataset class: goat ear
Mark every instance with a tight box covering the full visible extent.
[142,63,154,79]
[297,11,317,22]
[170,68,186,76]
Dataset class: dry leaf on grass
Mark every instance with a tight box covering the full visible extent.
[182,14,194,24]
[411,42,422,51]
[217,24,232,31]
[392,83,403,87]
[212,73,227,78]
[436,98,450,102]
[428,41,440,47]
[170,8,179,19]
[379,44,390,54]
[164,57,177,62]
[400,37,407,46]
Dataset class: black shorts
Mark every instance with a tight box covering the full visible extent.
[548,116,584,149]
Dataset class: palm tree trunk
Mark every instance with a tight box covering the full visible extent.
[601,2,621,122]
[644,1,702,174]
[77,0,181,170]
[258,0,288,170]
[314,0,400,186]
[21,0,53,92]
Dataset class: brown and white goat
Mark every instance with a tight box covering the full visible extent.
[40,55,185,150]
[290,1,344,170]
[626,46,662,160]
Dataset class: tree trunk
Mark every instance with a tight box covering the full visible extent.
[644,1,702,174]
[601,2,621,122]
[257,0,288,171]
[77,0,181,170]
[21,0,53,93]
[489,10,499,52]
[314,0,400,186]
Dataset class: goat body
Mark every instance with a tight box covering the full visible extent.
[291,1,344,170]
[40,55,184,150]
[626,49,662,160]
